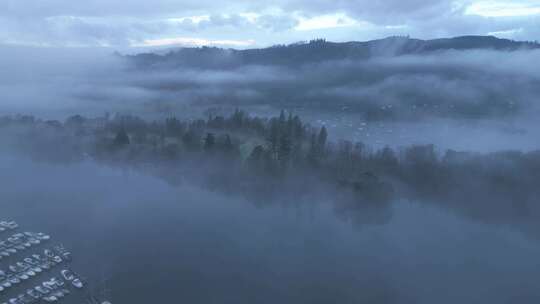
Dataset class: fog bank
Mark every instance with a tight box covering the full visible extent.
[1,45,539,152]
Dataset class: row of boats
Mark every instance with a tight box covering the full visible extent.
[0,233,51,260]
[0,223,18,234]
[1,269,84,304]
[0,246,71,292]
[0,220,111,304]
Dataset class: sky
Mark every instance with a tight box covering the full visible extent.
[1,0,539,49]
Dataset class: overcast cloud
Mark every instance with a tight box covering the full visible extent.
[1,0,539,48]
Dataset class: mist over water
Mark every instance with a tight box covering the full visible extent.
[305,113,540,152]
[2,39,540,304]
[2,155,540,304]
[2,46,540,152]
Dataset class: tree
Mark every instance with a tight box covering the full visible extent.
[318,126,328,152]
[165,117,185,137]
[278,133,292,167]
[65,115,85,128]
[220,134,235,157]
[231,108,245,128]
[113,128,130,147]
[182,129,201,151]
[267,119,280,159]
[204,133,216,152]
[279,110,286,125]
[248,145,265,163]
[307,132,319,166]
[247,145,266,173]
[292,115,304,139]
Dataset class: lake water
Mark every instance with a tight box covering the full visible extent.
[2,157,540,304]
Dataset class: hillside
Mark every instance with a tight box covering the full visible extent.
[127,36,540,68]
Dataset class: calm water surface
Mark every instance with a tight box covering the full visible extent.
[2,157,540,304]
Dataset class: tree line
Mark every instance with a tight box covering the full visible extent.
[1,110,539,228]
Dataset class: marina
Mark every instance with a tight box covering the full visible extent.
[0,221,111,304]
[0,223,18,234]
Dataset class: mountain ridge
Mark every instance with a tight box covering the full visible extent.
[127,35,540,68]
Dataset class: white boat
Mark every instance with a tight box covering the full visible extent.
[72,278,84,289]
[0,222,107,303]
[44,295,58,302]
[0,221,18,231]
[35,285,49,295]
[60,270,74,281]
[26,289,41,299]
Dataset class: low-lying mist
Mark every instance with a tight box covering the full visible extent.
[129,49,540,121]
[2,44,539,152]
[2,141,540,304]
[2,39,540,301]
[1,111,539,239]
[4,46,540,120]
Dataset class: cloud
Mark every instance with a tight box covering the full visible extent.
[0,12,301,47]
[465,1,540,17]
[294,13,365,31]
[282,0,459,23]
[2,43,540,129]
[119,47,540,121]
[253,14,300,32]
[1,0,540,47]
[134,37,256,48]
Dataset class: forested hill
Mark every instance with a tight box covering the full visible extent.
[127,36,540,68]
